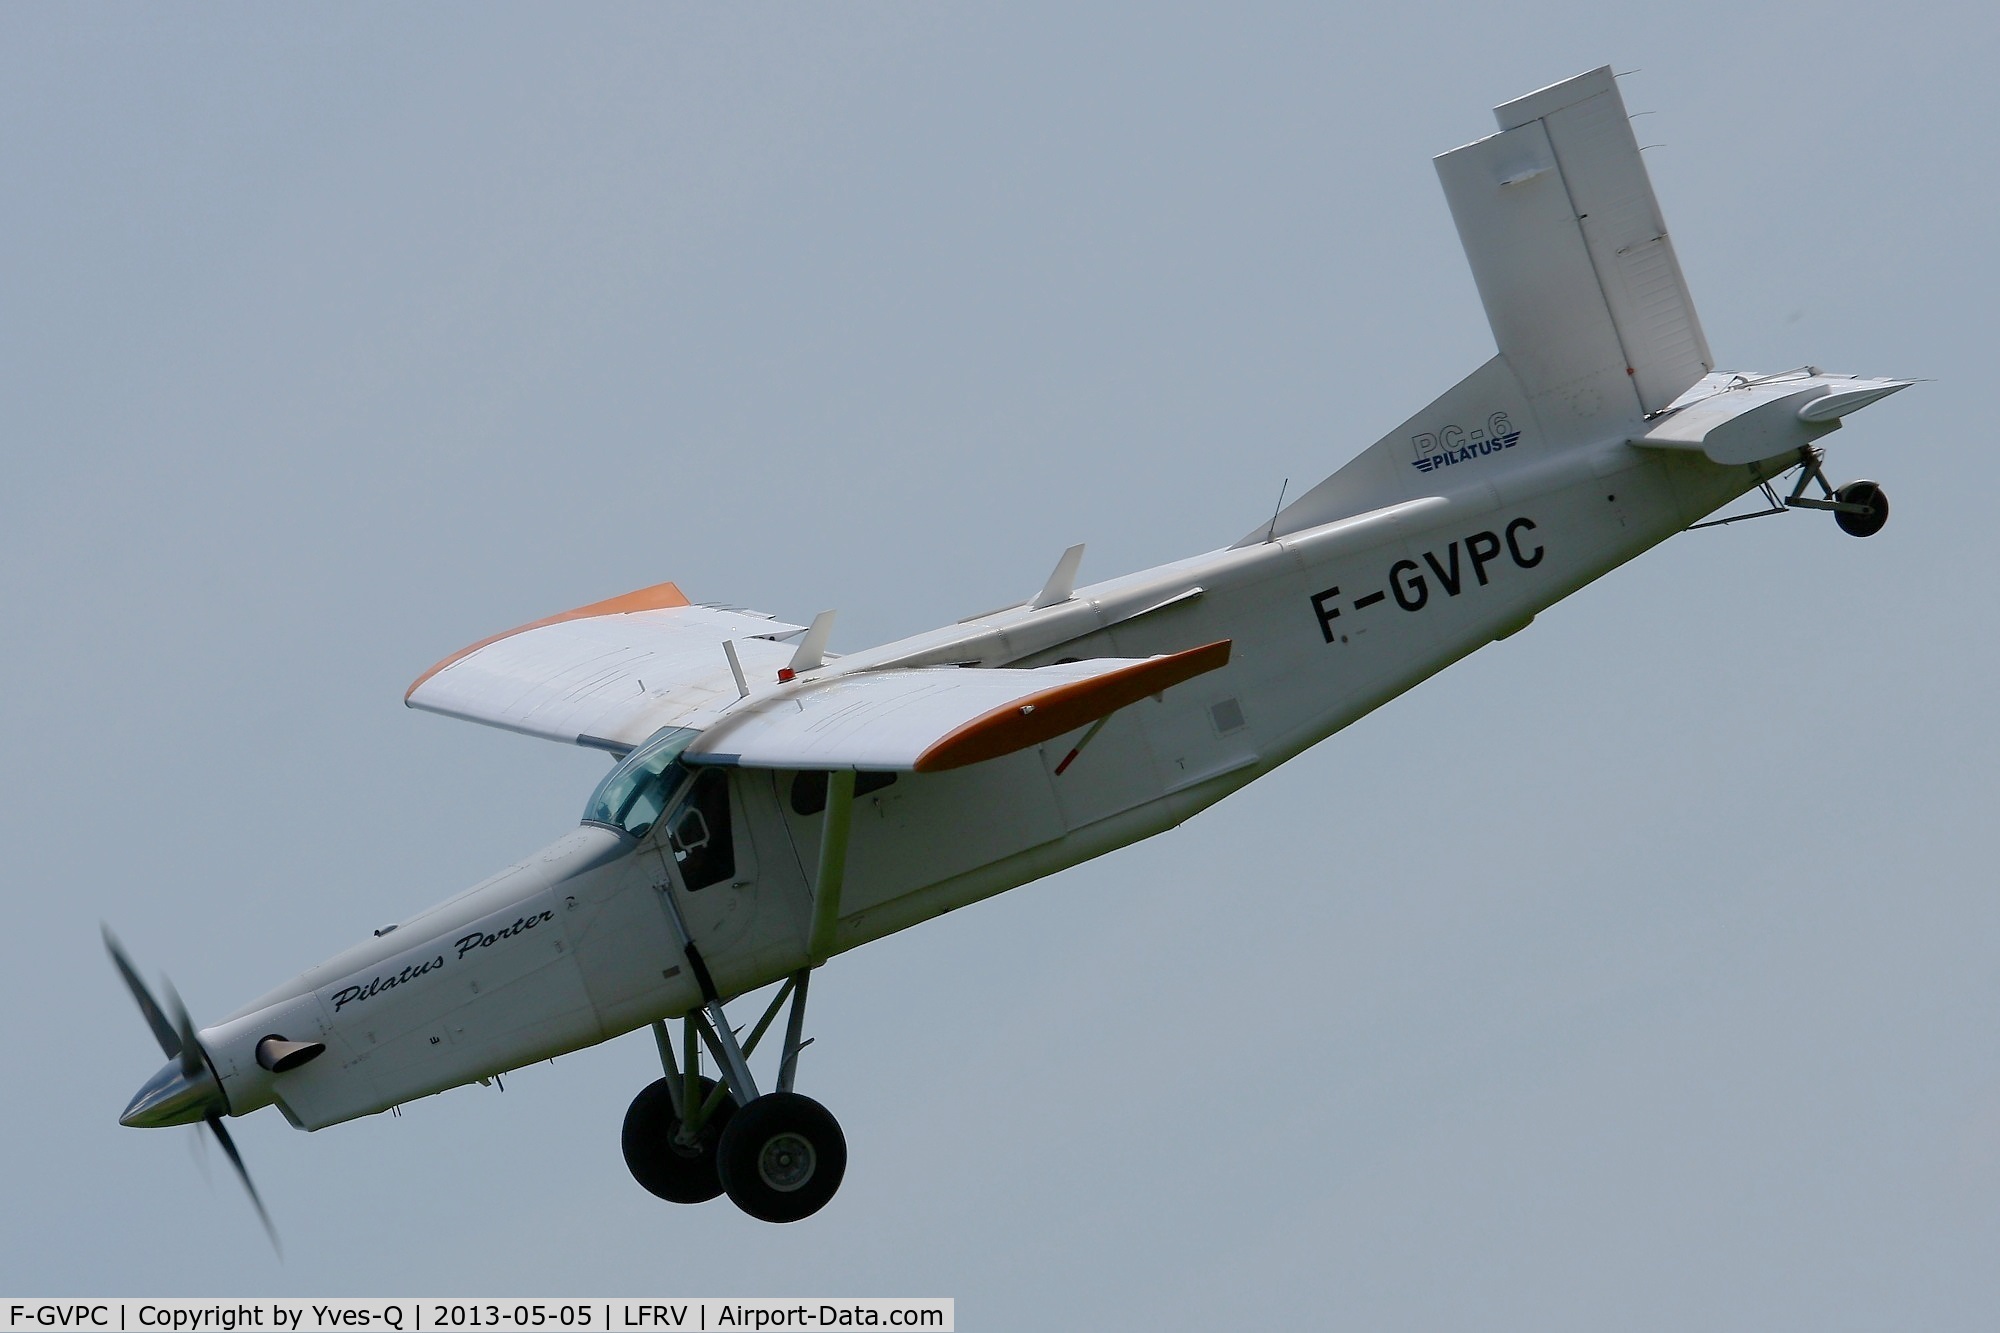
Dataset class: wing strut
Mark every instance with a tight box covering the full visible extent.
[807,770,855,966]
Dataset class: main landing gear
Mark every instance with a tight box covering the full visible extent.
[622,1071,734,1203]
[623,973,847,1222]
[624,769,862,1223]
[1783,447,1889,538]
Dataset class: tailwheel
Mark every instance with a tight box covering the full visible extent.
[1781,450,1890,537]
[717,1091,847,1223]
[1833,480,1889,538]
[622,1075,737,1203]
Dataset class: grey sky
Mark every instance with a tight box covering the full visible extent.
[4,4,1994,1327]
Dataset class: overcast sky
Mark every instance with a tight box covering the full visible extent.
[4,4,1995,1327]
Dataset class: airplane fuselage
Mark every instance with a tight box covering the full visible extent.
[105,64,1906,1235]
[194,434,1781,1130]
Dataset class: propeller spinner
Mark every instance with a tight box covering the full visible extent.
[104,926,281,1252]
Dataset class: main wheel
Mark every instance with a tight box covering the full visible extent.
[622,1075,737,1203]
[1834,480,1888,537]
[716,1091,847,1223]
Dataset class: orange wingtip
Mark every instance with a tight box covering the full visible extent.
[405,580,691,701]
[913,640,1233,774]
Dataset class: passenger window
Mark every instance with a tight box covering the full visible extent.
[789,770,898,817]
[668,768,736,891]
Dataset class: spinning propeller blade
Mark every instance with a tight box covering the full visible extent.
[169,985,204,1081]
[103,926,282,1255]
[206,1112,280,1253]
[103,927,180,1061]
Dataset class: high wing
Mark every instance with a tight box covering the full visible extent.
[406,580,1233,771]
[405,581,809,751]
[684,640,1232,773]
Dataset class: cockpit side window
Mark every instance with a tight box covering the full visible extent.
[667,768,736,891]
[582,727,700,839]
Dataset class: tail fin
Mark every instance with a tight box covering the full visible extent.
[1249,68,1711,544]
[1453,66,1712,430]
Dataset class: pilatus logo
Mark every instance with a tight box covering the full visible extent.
[1411,412,1522,473]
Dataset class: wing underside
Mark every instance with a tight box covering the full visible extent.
[405,581,1233,771]
[684,641,1233,773]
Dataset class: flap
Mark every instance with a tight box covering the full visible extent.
[685,641,1233,773]
[405,582,809,751]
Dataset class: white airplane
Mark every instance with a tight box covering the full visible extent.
[109,66,1908,1232]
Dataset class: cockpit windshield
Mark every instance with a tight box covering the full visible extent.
[582,727,701,839]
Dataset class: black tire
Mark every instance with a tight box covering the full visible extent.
[716,1091,847,1223]
[622,1075,737,1203]
[1834,480,1889,538]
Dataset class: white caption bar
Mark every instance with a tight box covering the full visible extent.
[1,1302,952,1333]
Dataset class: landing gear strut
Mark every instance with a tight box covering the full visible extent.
[623,770,860,1223]
[1783,447,1889,537]
[625,974,844,1221]
[622,1072,735,1203]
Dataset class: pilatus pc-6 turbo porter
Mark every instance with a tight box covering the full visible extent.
[109,66,1908,1231]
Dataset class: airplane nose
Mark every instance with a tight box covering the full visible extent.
[120,1056,226,1128]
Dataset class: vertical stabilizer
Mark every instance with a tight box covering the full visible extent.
[1442,67,1712,433]
[1243,67,1712,545]
[1243,355,1532,544]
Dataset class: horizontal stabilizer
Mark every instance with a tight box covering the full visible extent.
[1630,372,1911,465]
[685,641,1232,773]
[1798,380,1912,423]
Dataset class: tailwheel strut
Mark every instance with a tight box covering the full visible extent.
[626,770,859,1222]
[1783,447,1889,537]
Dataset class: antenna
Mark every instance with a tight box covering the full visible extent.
[722,641,750,699]
[787,610,837,676]
[1031,544,1086,611]
[1264,478,1290,544]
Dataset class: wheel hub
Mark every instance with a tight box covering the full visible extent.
[757,1132,817,1192]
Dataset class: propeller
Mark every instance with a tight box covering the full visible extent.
[103,926,281,1254]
